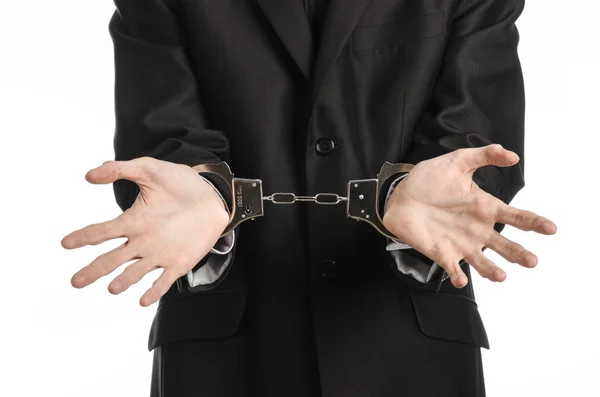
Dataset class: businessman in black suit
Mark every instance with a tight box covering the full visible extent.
[62,1,557,396]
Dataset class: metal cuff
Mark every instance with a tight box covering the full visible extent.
[192,161,414,240]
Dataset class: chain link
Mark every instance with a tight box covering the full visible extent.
[263,192,348,205]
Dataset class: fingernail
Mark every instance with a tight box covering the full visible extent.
[453,274,468,288]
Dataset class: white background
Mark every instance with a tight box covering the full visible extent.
[1,1,598,396]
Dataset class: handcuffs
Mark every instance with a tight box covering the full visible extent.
[192,161,414,240]
[190,160,451,291]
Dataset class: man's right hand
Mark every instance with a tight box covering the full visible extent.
[61,157,230,306]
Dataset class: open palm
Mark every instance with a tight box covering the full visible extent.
[61,157,229,306]
[383,144,557,288]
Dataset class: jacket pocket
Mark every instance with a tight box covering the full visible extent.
[148,291,247,351]
[409,291,490,349]
[353,11,447,51]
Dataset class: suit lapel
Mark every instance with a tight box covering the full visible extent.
[311,0,373,103]
[255,0,314,79]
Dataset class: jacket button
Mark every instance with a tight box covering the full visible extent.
[319,260,337,279]
[315,137,335,155]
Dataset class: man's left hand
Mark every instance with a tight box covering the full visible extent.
[382,144,557,288]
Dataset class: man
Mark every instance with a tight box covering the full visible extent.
[61,0,557,396]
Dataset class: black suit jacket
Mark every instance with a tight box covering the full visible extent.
[109,0,525,396]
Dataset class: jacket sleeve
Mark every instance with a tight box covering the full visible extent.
[108,0,235,287]
[387,0,527,283]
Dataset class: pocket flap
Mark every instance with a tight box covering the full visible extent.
[148,292,247,351]
[409,292,490,349]
[353,11,447,51]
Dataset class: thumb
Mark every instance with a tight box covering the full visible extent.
[85,158,153,185]
[456,144,520,174]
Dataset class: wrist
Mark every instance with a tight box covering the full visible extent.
[382,172,408,215]
[382,173,409,238]
[199,174,231,229]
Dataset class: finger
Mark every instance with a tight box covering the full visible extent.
[453,144,520,174]
[108,257,157,295]
[464,251,506,282]
[61,215,128,249]
[85,157,157,185]
[140,269,181,307]
[71,242,137,288]
[438,256,469,288]
[496,205,558,234]
[485,232,538,268]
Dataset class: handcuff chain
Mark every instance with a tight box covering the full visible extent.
[263,192,348,205]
